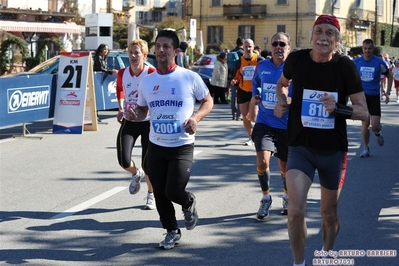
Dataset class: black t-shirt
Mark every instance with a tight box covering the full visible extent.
[283,49,364,151]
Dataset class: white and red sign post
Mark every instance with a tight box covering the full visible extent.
[53,51,97,134]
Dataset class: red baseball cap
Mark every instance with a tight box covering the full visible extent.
[313,15,340,31]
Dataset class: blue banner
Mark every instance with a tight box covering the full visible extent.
[0,72,118,128]
[0,74,56,127]
[93,72,119,111]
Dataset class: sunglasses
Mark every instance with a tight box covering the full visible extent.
[271,41,287,47]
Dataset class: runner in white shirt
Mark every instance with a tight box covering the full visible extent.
[115,39,156,210]
[126,30,213,250]
[391,61,399,103]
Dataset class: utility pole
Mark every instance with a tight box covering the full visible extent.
[391,0,396,45]
[295,0,298,47]
[107,0,112,13]
[181,0,185,21]
[374,0,377,42]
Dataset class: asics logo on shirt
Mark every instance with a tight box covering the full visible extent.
[156,114,175,119]
[261,70,271,75]
[309,91,324,99]
[265,84,275,90]
[128,90,138,97]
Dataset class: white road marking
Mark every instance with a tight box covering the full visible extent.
[378,182,399,221]
[220,130,245,140]
[50,186,126,220]
[50,150,204,220]
[378,206,399,221]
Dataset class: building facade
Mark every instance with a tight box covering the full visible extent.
[0,0,131,56]
[0,0,82,51]
[126,0,186,26]
[186,0,399,53]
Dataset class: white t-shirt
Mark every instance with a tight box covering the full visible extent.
[137,67,209,147]
[120,66,152,121]
[392,67,399,81]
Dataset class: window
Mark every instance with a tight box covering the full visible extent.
[242,0,252,5]
[123,0,130,9]
[333,0,340,8]
[277,25,286,33]
[136,11,144,22]
[356,0,362,7]
[107,57,122,70]
[100,27,111,37]
[169,0,176,8]
[211,0,221,6]
[153,11,162,22]
[238,25,255,40]
[48,0,56,11]
[86,27,98,37]
[377,0,382,15]
[167,12,178,17]
[207,26,223,44]
[136,0,146,5]
[276,0,288,5]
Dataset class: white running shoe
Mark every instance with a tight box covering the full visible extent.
[244,138,254,146]
[144,193,156,210]
[159,229,181,250]
[257,196,273,221]
[281,196,288,215]
[182,193,198,230]
[129,168,144,195]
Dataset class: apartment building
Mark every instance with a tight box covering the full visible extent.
[187,0,399,53]
[126,0,186,27]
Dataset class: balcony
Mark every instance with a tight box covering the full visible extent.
[223,4,266,19]
[122,6,133,11]
[152,6,166,11]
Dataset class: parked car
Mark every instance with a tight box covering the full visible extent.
[146,53,157,68]
[197,72,213,96]
[190,54,217,77]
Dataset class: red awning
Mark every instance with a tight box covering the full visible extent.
[0,20,82,34]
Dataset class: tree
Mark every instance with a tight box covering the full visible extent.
[158,16,188,33]
[0,36,29,74]
[113,19,128,42]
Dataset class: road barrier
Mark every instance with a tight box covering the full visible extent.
[0,72,119,128]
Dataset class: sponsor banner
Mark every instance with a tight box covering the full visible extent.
[0,75,55,127]
[93,73,119,111]
[8,85,50,113]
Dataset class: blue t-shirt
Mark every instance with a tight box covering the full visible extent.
[252,58,291,129]
[354,55,388,96]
